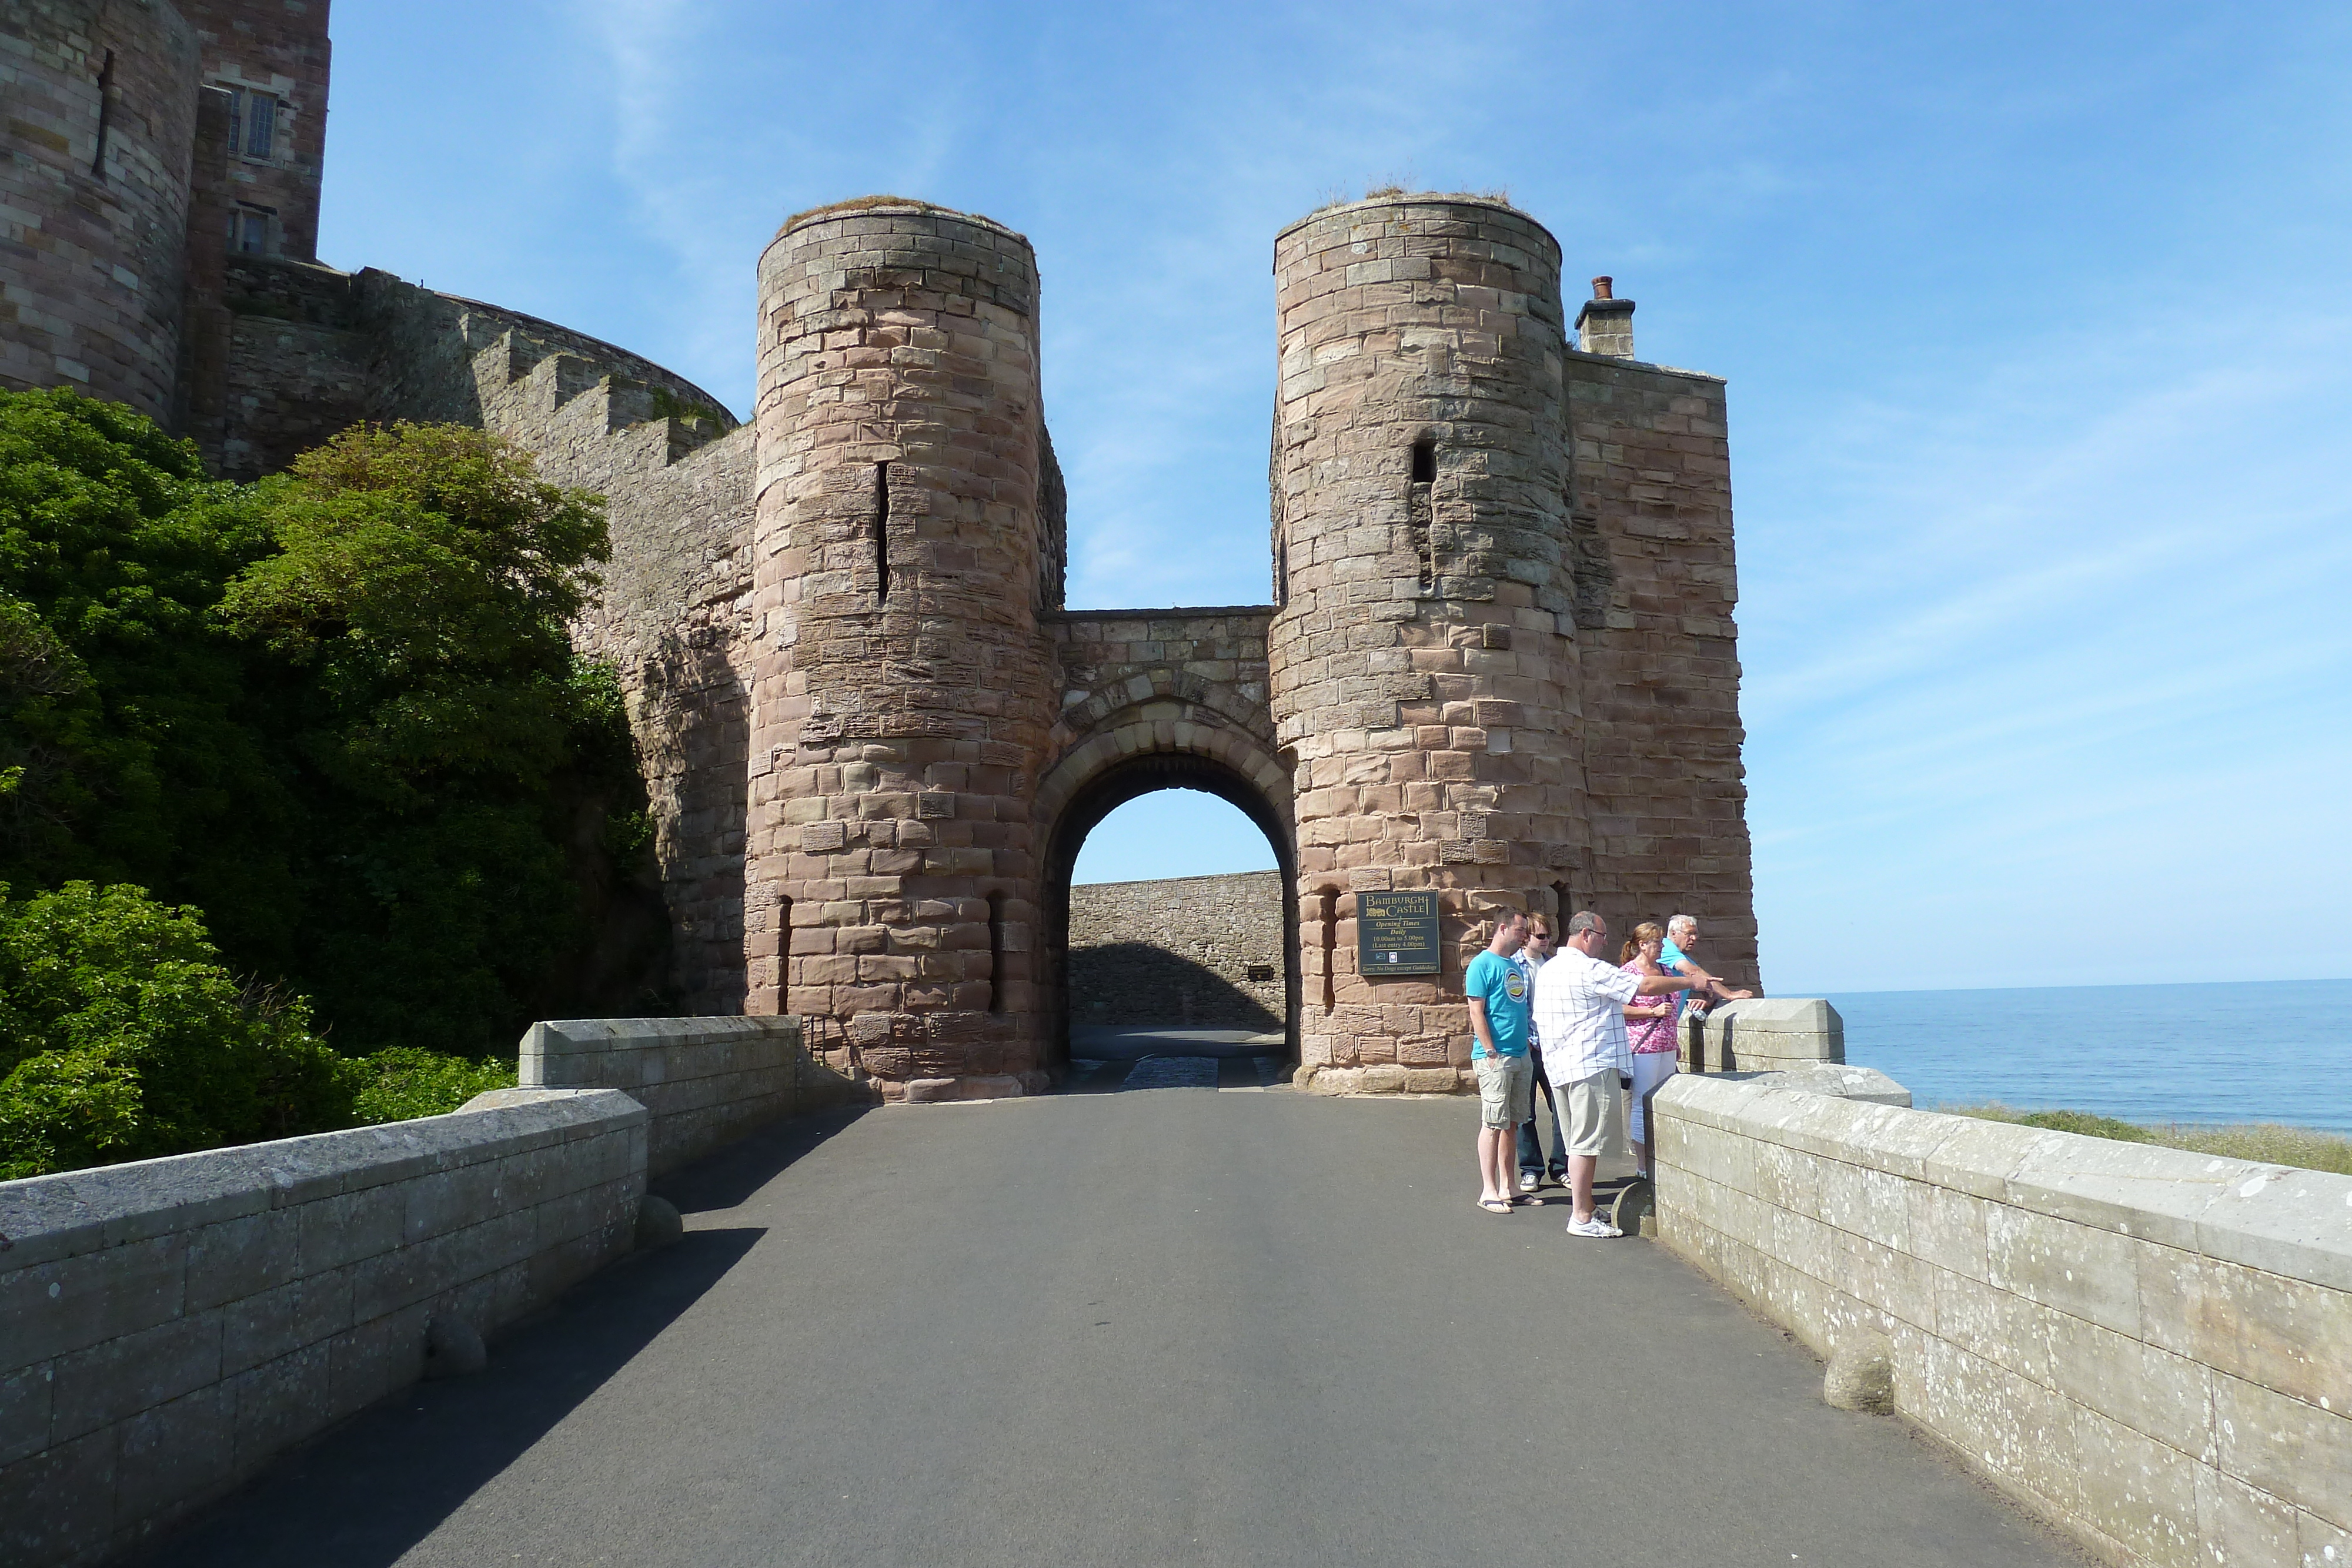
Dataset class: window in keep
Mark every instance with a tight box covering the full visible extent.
[228,205,271,255]
[225,88,277,160]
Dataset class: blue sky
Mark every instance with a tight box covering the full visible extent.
[320,1,2352,992]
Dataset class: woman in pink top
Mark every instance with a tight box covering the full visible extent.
[1619,922,1681,1179]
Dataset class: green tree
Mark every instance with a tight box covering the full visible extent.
[0,389,296,966]
[224,423,646,1055]
[0,396,663,1166]
[0,881,353,1179]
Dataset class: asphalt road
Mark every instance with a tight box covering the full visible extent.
[143,1086,2087,1567]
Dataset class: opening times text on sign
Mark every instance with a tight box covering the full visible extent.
[1357,890,1441,977]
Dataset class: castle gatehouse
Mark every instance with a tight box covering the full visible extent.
[2,2,1757,1099]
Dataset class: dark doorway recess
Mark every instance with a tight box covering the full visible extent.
[1039,751,1298,1083]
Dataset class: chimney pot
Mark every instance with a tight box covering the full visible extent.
[1573,278,1636,358]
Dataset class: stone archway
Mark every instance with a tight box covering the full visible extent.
[1036,745,1297,1081]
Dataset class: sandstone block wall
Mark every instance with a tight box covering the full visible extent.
[1269,196,1583,1095]
[0,0,199,420]
[1067,871,1284,1029]
[1568,352,1756,988]
[1654,1076,2352,1568]
[746,202,1058,1102]
[521,1015,858,1174]
[0,1087,647,1568]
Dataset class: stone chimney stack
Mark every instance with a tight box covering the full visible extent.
[1575,275,1636,358]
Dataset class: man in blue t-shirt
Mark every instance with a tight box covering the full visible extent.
[1465,910,1532,1215]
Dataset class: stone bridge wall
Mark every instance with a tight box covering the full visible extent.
[521,1015,857,1174]
[1655,1078,2352,1568]
[0,1087,647,1568]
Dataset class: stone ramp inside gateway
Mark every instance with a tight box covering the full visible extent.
[134,1093,2088,1568]
[1064,1023,1291,1092]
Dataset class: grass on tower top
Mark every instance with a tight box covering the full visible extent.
[781,195,1007,233]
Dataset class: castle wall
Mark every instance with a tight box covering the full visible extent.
[746,202,1058,1100]
[1567,352,1758,987]
[1268,196,1585,1094]
[0,0,199,420]
[1067,871,1284,1030]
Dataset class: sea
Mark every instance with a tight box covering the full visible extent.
[1826,978,2352,1133]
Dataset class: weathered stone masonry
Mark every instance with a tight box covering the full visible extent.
[1068,871,1286,1030]
[0,5,1760,1099]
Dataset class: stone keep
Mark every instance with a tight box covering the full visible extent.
[746,207,1057,1095]
[1271,199,1586,1089]
[0,0,1763,1098]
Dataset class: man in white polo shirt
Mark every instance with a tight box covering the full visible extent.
[1532,910,1705,1236]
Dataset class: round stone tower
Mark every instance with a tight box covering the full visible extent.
[744,199,1056,1100]
[0,0,199,421]
[1268,195,1586,1092]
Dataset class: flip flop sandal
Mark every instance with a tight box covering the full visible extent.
[1477,1197,1513,1214]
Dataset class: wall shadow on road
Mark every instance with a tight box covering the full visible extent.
[654,1101,874,1213]
[131,1225,764,1568]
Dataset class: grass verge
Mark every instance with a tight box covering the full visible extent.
[1945,1104,2352,1176]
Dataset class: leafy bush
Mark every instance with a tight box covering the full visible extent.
[0,390,292,962]
[349,1046,516,1125]
[0,398,657,1171]
[222,422,646,1054]
[0,881,355,1179]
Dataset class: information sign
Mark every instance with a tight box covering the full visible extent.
[1357,890,1441,977]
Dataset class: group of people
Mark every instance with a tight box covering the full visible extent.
[1463,910,1752,1237]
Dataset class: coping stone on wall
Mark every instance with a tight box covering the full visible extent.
[519,1015,857,1175]
[1698,997,1843,1071]
[0,1088,637,1274]
[1715,1064,1910,1107]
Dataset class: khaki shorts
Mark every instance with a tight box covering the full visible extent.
[1474,1054,1531,1130]
[1563,1069,1631,1158]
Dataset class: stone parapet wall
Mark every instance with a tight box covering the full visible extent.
[522,1015,860,1174]
[1067,872,1284,1029]
[0,1087,648,1568]
[1566,352,1756,989]
[1653,1076,2352,1568]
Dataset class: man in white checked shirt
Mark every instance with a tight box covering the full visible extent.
[1532,910,1705,1236]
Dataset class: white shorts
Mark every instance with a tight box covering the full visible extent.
[1628,1051,1679,1145]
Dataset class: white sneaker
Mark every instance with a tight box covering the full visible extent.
[1565,1216,1623,1239]
[1518,1172,1540,1192]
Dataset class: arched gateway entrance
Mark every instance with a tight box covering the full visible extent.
[1040,751,1299,1081]
[713,195,1757,1104]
